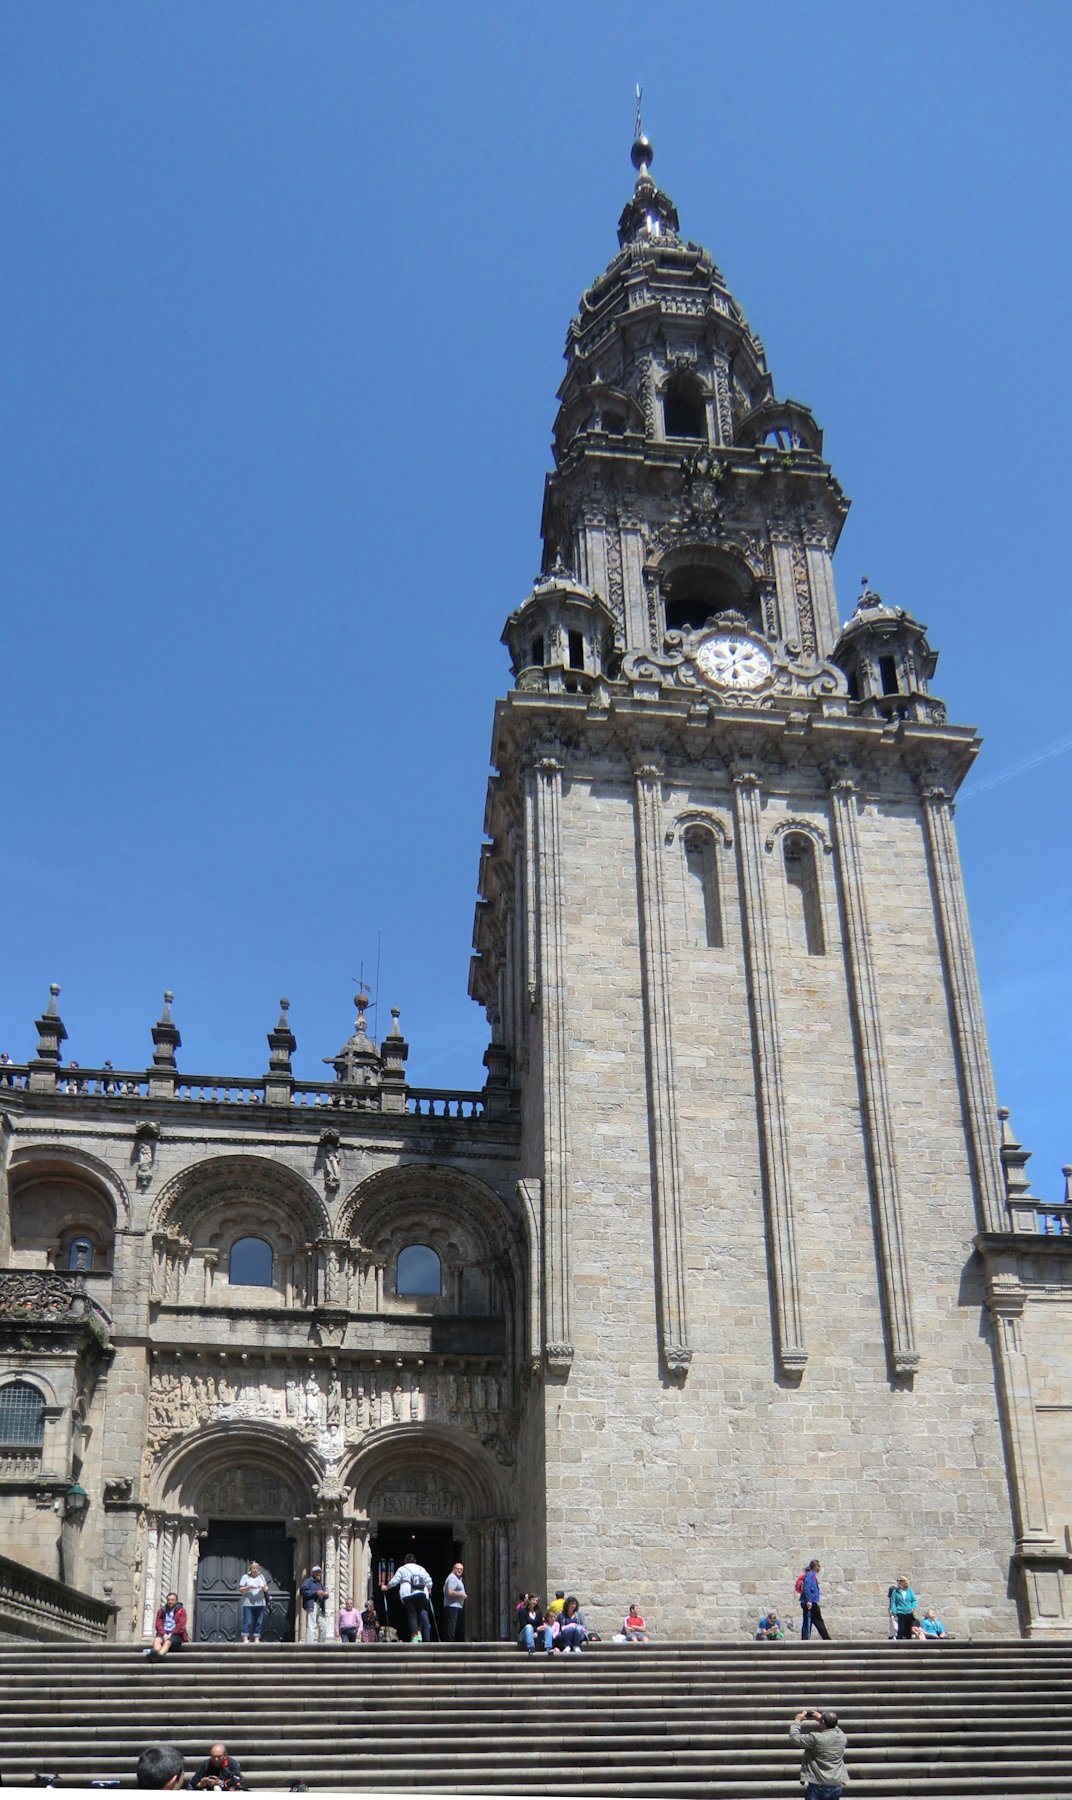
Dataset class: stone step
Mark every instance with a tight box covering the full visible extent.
[2,1640,1071,1796]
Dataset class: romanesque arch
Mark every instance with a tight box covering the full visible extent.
[344,1422,512,1641]
[149,1154,330,1309]
[142,1422,322,1644]
[6,1146,128,1270]
[339,1164,531,1370]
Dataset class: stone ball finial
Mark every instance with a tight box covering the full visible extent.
[631,134,653,172]
[280,997,289,1011]
[164,990,174,1005]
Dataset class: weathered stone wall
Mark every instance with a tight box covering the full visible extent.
[530,761,1021,1641]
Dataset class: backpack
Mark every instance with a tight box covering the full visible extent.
[795,1571,805,1596]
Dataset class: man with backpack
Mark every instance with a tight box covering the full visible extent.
[381,1558,435,1641]
[798,1559,831,1640]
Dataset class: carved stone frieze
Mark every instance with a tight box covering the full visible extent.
[790,541,817,656]
[144,1357,516,1471]
[200,1466,299,1519]
[369,1470,463,1520]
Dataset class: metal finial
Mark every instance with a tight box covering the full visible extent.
[631,83,653,174]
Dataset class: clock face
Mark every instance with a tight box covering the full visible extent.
[694,631,773,691]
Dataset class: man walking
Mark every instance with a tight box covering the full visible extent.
[443,1561,467,1641]
[800,1559,830,1640]
[789,1708,849,1799]
[381,1557,434,1641]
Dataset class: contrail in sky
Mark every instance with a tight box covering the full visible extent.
[960,731,1072,801]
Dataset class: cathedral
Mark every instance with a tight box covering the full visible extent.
[1,136,1069,1645]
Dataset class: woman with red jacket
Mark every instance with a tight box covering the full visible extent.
[146,1591,188,1659]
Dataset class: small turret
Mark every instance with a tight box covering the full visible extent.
[502,567,617,695]
[833,582,944,723]
[325,994,381,1088]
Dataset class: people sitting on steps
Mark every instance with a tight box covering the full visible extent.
[144,1592,187,1660]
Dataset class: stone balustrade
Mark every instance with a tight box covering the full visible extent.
[0,1553,116,1643]
[1007,1199,1072,1237]
[0,1064,507,1123]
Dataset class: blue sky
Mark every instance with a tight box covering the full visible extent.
[1,1,1068,1195]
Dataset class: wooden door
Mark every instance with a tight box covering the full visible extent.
[195,1521,295,1642]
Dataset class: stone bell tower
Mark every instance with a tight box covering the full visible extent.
[472,135,1067,1636]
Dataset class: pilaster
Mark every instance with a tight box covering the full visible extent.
[828,773,918,1376]
[531,756,572,1374]
[985,1267,1053,1547]
[632,761,691,1375]
[919,783,1006,1232]
[731,769,806,1373]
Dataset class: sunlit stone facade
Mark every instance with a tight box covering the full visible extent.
[1,141,1069,1642]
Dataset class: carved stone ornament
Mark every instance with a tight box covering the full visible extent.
[103,1477,134,1507]
[134,1122,160,1192]
[369,1471,462,1522]
[622,615,847,709]
[199,1466,297,1519]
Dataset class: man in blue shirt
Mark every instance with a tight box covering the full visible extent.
[800,1560,830,1640]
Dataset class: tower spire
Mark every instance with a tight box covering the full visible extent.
[618,103,679,247]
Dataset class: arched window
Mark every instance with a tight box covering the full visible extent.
[682,827,724,948]
[662,562,758,636]
[0,1380,46,1446]
[228,1236,273,1287]
[663,373,706,440]
[396,1243,442,1298]
[784,834,826,956]
[67,1237,94,1273]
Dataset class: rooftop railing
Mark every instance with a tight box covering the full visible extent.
[0,1065,505,1124]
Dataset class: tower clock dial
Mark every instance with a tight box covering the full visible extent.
[694,632,773,691]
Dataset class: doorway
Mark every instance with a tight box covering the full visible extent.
[369,1522,460,1640]
[195,1520,295,1642]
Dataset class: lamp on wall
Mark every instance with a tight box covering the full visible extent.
[64,1481,90,1520]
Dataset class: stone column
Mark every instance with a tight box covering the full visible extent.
[497,1521,510,1643]
[141,1512,162,1638]
[323,1520,339,1639]
[919,782,1007,1233]
[319,1240,340,1308]
[771,539,802,647]
[159,1515,181,1598]
[531,755,572,1374]
[621,523,649,649]
[829,775,919,1375]
[732,770,807,1373]
[202,1249,219,1307]
[351,1521,371,1607]
[805,542,840,658]
[986,1271,1053,1547]
[632,761,691,1375]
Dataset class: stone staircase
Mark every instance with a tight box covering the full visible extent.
[1,1640,1071,1795]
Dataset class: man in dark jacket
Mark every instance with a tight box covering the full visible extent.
[299,1565,329,1644]
[800,1560,831,1640]
[789,1709,849,1798]
[187,1744,246,1791]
